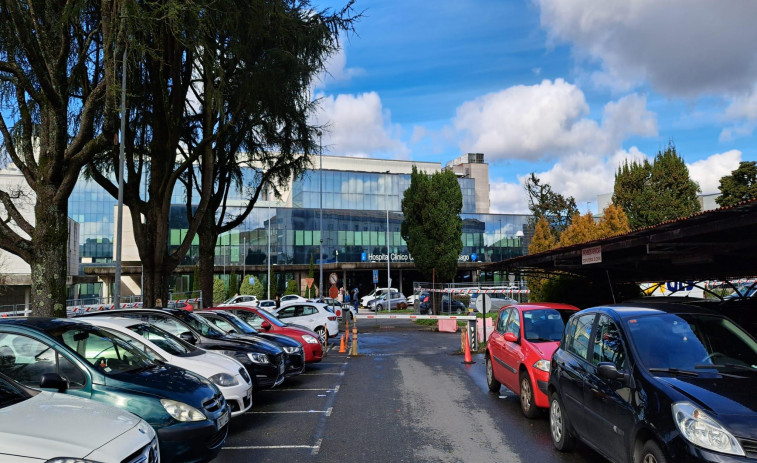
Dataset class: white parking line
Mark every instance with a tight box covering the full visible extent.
[224,444,319,450]
[245,409,332,415]
[299,371,344,376]
[259,386,339,392]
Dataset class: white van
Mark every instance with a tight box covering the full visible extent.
[361,287,398,308]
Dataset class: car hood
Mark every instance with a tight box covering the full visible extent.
[658,374,757,439]
[0,391,145,460]
[528,341,560,359]
[174,351,246,378]
[234,332,301,348]
[105,362,216,403]
[277,325,319,338]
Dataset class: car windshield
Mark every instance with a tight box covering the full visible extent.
[0,374,29,408]
[626,313,757,373]
[208,313,257,335]
[128,323,196,356]
[523,309,569,342]
[179,313,227,338]
[54,325,156,374]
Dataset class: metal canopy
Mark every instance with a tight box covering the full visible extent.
[486,199,757,284]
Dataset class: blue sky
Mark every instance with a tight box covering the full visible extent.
[311,0,757,214]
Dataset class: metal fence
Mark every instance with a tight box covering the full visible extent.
[411,281,529,315]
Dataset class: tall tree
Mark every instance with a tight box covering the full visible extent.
[598,204,630,237]
[0,0,121,316]
[524,173,578,239]
[558,213,600,247]
[613,142,700,229]
[716,161,757,207]
[528,217,557,254]
[401,167,463,283]
[183,0,356,306]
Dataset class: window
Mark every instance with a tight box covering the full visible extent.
[505,310,521,338]
[496,308,510,333]
[278,307,297,319]
[302,306,317,316]
[565,314,595,361]
[237,311,264,329]
[592,315,626,368]
[0,333,86,389]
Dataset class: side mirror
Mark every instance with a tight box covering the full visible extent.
[597,362,629,383]
[179,331,197,344]
[260,321,272,331]
[504,332,518,343]
[40,373,68,392]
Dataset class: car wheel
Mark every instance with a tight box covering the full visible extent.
[315,326,327,343]
[520,372,538,418]
[486,356,501,393]
[550,391,575,451]
[455,306,463,314]
[376,304,383,312]
[640,440,668,463]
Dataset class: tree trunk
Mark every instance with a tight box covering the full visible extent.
[198,212,219,308]
[30,186,69,317]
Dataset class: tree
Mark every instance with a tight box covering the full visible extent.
[401,167,463,283]
[213,278,227,306]
[227,272,238,299]
[0,0,121,316]
[717,161,757,207]
[558,213,600,247]
[285,279,298,296]
[239,275,254,295]
[613,142,700,229]
[524,173,578,239]
[528,217,557,254]
[598,204,630,237]
[251,277,265,300]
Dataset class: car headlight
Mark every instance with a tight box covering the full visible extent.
[673,402,745,456]
[247,352,270,364]
[160,399,206,422]
[283,346,302,354]
[208,372,239,387]
[533,359,550,372]
[302,335,319,344]
[46,459,103,463]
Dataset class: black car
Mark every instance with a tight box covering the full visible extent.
[73,308,286,393]
[191,310,306,377]
[548,302,757,463]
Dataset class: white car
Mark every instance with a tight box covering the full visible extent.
[84,316,253,417]
[273,302,339,342]
[220,294,259,306]
[0,371,159,462]
[258,299,277,309]
[360,287,398,308]
[317,297,356,321]
[279,294,308,303]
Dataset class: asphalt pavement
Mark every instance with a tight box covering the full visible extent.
[214,318,605,463]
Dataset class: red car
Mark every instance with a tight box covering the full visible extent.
[205,305,323,363]
[486,302,579,418]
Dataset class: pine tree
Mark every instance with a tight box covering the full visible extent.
[559,213,600,247]
[529,217,557,253]
[598,204,631,237]
[717,161,757,207]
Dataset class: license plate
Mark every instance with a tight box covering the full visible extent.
[217,410,230,430]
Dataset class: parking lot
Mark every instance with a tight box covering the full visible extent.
[214,318,603,463]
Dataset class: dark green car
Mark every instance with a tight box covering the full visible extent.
[0,318,230,463]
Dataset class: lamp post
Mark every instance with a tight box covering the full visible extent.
[114,46,127,308]
[318,132,323,300]
[385,170,391,291]
[498,218,503,261]
[267,199,271,300]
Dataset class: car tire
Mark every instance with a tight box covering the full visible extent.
[520,372,538,418]
[376,304,383,312]
[550,391,575,452]
[640,440,668,463]
[315,326,327,343]
[486,356,501,393]
[455,306,463,314]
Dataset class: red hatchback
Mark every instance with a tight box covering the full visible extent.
[205,306,323,363]
[486,302,579,418]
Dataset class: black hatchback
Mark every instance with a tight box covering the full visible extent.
[548,302,757,463]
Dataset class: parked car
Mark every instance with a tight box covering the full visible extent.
[220,295,258,306]
[360,287,398,308]
[0,370,159,463]
[0,317,229,463]
[258,299,277,310]
[83,316,254,417]
[317,297,357,320]
[206,306,323,363]
[280,294,308,304]
[367,291,408,311]
[196,310,306,377]
[485,302,579,417]
[439,295,467,314]
[167,299,194,311]
[274,302,339,342]
[73,308,286,392]
[548,302,757,463]
[469,293,519,312]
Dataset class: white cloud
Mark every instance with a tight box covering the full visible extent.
[489,179,530,215]
[687,150,742,194]
[314,46,363,90]
[312,92,409,158]
[535,0,757,97]
[453,79,656,162]
[721,84,757,140]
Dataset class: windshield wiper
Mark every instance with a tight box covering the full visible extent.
[648,367,700,377]
[695,363,757,372]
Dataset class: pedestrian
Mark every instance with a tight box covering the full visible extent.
[275,295,280,309]
[337,287,344,303]
[352,287,359,313]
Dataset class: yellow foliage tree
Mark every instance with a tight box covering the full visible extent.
[558,213,600,247]
[598,204,631,237]
[529,217,557,253]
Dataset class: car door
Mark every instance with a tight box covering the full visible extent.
[0,331,90,398]
[553,312,597,438]
[581,315,635,457]
[499,308,522,391]
[488,308,511,384]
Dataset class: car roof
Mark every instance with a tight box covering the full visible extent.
[0,317,101,332]
[508,302,580,311]
[582,301,721,320]
[79,316,142,329]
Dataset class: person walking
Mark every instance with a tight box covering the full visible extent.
[352,287,359,313]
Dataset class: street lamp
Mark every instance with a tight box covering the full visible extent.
[267,199,271,300]
[318,131,323,299]
[385,170,390,291]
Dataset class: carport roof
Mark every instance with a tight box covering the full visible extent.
[486,199,757,284]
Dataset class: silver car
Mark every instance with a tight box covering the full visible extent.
[367,291,408,311]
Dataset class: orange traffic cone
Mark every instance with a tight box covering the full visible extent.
[339,334,346,353]
[463,330,474,364]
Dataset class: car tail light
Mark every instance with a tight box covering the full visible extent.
[328,316,336,321]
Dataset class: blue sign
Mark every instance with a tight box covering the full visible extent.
[471,253,477,262]
[249,277,255,285]
[361,252,367,262]
[373,269,379,284]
